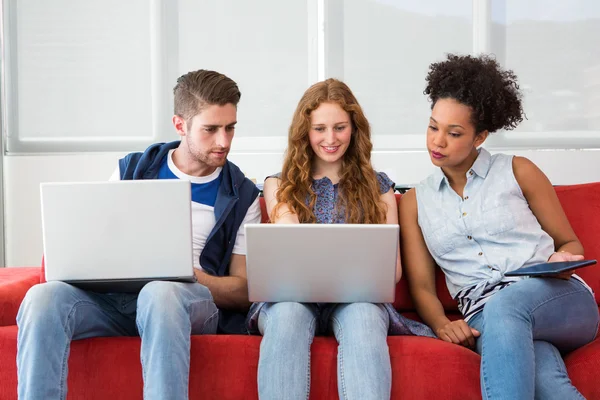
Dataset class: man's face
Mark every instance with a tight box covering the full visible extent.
[174,103,237,174]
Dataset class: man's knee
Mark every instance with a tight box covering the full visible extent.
[17,281,77,327]
[138,281,211,309]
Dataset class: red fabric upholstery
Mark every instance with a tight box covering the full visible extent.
[555,183,600,304]
[565,337,600,399]
[0,326,17,400]
[40,257,46,284]
[2,183,600,399]
[259,196,269,223]
[0,326,481,400]
[0,268,41,326]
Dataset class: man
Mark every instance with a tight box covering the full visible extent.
[17,70,261,399]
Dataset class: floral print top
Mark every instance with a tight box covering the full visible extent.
[311,172,395,223]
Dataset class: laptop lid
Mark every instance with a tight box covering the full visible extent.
[41,180,195,289]
[245,224,398,303]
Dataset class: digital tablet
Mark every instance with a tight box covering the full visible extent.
[505,259,597,277]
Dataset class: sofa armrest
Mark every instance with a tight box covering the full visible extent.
[0,267,42,326]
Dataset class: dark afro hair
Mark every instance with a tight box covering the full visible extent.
[424,54,524,133]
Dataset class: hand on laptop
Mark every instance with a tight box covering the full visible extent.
[272,214,300,224]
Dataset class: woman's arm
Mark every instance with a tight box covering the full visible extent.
[263,177,300,224]
[513,157,584,260]
[381,188,402,282]
[399,189,479,348]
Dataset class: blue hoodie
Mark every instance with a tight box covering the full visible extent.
[119,141,260,334]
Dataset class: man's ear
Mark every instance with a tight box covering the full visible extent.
[475,130,489,147]
[172,115,187,137]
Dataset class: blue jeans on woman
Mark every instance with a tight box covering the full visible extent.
[468,277,598,400]
[257,302,391,400]
[17,280,219,400]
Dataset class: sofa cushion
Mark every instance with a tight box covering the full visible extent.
[0,326,17,399]
[0,325,482,400]
[565,334,600,399]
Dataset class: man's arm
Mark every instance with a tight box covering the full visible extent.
[194,254,251,312]
[194,195,262,312]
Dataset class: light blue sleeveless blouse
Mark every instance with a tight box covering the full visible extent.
[415,148,590,320]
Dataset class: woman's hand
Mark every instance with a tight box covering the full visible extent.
[436,319,480,349]
[274,213,300,224]
[548,251,584,263]
[544,251,584,280]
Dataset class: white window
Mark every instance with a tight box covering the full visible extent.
[3,0,158,152]
[323,0,473,151]
[2,0,599,182]
[2,0,315,153]
[484,0,600,150]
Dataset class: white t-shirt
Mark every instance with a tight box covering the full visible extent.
[111,149,261,270]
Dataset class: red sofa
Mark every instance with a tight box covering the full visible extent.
[2,183,600,399]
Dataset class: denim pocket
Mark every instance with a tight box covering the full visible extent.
[483,206,516,235]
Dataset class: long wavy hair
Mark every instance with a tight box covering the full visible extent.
[272,78,387,224]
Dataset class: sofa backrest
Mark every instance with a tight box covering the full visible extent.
[257,182,600,311]
[554,182,600,303]
[394,183,600,310]
[40,182,600,311]
[259,197,269,223]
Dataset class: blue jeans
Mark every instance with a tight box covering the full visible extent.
[468,277,599,400]
[257,302,391,400]
[16,280,218,400]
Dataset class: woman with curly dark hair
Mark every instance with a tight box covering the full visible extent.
[248,78,434,400]
[399,54,598,399]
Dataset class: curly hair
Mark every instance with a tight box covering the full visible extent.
[272,79,387,224]
[424,54,524,133]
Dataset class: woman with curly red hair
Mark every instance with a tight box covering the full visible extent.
[247,78,433,400]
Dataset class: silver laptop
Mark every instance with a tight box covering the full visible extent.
[40,180,196,293]
[245,224,398,303]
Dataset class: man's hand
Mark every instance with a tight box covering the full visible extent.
[193,268,212,285]
[436,319,480,349]
[192,254,251,311]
